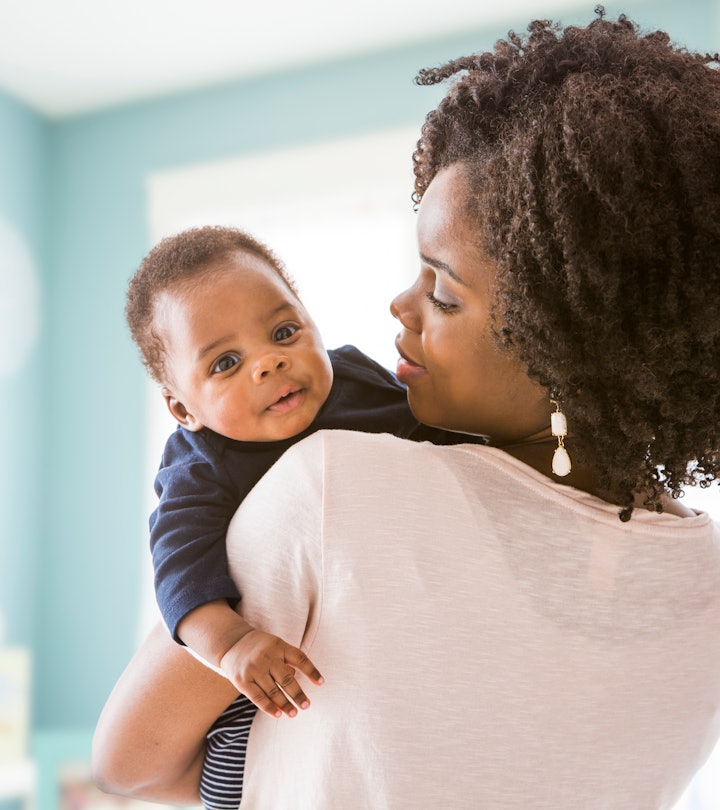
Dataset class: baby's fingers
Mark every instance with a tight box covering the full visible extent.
[257,670,303,717]
[271,667,312,712]
[284,645,324,686]
[245,679,293,719]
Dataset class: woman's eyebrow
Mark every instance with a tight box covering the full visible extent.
[420,252,468,285]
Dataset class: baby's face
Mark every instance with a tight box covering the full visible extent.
[155,254,333,442]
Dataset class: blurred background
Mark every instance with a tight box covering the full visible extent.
[0,0,718,807]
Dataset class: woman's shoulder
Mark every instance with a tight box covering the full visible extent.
[287,430,494,495]
[266,429,465,487]
[291,427,462,458]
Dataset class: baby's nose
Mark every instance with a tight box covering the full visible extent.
[252,353,289,382]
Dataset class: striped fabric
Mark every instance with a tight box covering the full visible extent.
[200,695,257,809]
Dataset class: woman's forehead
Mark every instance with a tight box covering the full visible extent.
[418,166,470,237]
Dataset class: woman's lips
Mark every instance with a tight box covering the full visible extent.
[395,350,427,386]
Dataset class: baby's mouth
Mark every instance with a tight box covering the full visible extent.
[267,387,304,413]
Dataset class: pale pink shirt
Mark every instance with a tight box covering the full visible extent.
[226,430,720,809]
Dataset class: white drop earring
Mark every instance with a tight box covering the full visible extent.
[550,399,572,477]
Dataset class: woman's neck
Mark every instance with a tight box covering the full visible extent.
[494,435,695,517]
[495,435,600,495]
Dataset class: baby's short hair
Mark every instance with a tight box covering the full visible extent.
[126,225,296,383]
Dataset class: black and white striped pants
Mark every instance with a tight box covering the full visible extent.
[200,694,257,810]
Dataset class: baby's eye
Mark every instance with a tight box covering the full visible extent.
[212,354,240,373]
[273,324,298,342]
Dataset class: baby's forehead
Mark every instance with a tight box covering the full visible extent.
[190,252,294,294]
[154,259,300,327]
[158,255,274,298]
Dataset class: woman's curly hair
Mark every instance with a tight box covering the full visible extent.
[126,225,296,384]
[413,13,720,518]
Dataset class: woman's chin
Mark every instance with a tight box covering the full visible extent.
[406,395,443,431]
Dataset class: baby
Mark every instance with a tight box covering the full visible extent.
[126,225,481,808]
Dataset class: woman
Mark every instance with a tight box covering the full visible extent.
[93,13,720,809]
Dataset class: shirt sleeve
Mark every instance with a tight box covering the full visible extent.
[150,428,242,641]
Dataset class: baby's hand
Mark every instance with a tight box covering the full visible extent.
[220,630,324,719]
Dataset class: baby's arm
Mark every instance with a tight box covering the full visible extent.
[177,600,323,718]
[153,429,323,716]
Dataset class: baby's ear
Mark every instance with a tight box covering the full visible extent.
[161,387,204,432]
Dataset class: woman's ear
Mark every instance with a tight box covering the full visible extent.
[161,387,204,432]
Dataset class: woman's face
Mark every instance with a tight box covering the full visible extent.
[391,163,549,443]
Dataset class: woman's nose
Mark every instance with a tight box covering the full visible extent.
[251,353,289,383]
[390,284,420,332]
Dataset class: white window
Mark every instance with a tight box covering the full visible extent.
[137,127,420,639]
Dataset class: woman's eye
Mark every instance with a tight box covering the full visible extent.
[212,354,240,373]
[273,324,298,342]
[426,291,457,312]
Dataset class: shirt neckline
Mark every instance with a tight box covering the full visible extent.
[464,444,714,535]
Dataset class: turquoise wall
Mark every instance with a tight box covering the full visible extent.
[1,0,715,738]
[0,91,46,649]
